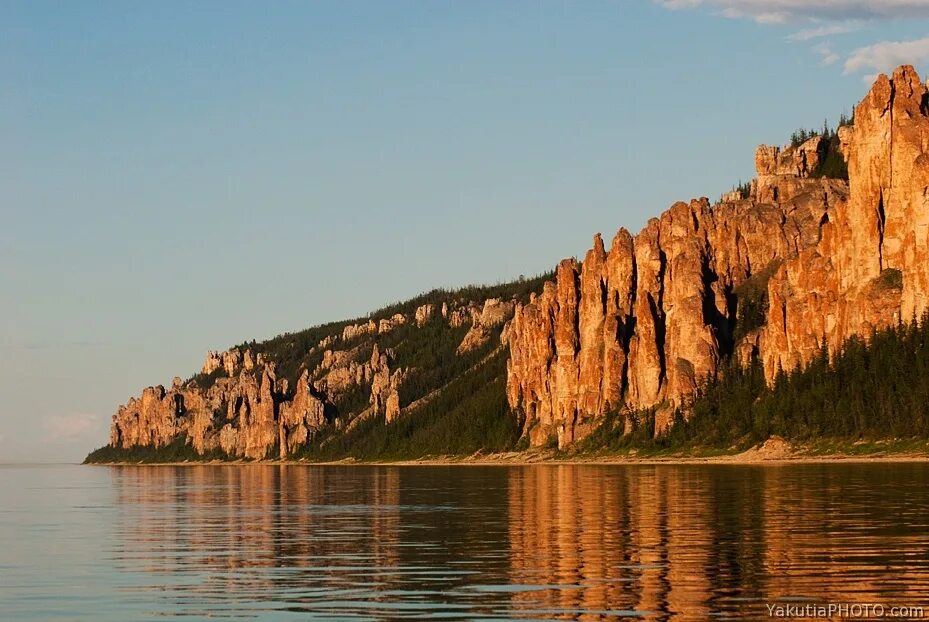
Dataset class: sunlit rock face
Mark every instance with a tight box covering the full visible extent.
[110,344,392,460]
[107,67,929,456]
[507,66,929,448]
[761,65,928,380]
[107,288,523,459]
[110,359,299,461]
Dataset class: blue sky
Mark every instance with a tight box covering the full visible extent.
[2,0,928,462]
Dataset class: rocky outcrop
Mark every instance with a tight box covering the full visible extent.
[754,135,823,203]
[201,347,265,376]
[415,304,434,326]
[760,65,928,379]
[457,298,516,354]
[111,339,412,458]
[218,366,279,459]
[369,344,404,423]
[110,365,288,460]
[339,313,408,342]
[278,370,327,459]
[109,385,184,449]
[507,184,838,446]
[316,334,337,350]
[315,345,372,395]
[447,304,478,328]
[378,313,407,334]
[105,66,929,459]
[342,320,377,341]
[507,66,929,448]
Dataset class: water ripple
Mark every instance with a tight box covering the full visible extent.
[2,463,929,620]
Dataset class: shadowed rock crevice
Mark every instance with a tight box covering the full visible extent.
[654,248,668,391]
[877,190,886,270]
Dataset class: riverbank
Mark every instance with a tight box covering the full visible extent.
[86,437,929,466]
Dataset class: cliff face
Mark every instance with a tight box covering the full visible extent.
[507,66,929,448]
[107,290,534,460]
[103,66,929,459]
[109,355,322,460]
[761,66,929,377]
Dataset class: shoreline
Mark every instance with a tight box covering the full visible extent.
[85,448,929,467]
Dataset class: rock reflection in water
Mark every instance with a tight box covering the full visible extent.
[506,464,929,620]
[99,464,929,620]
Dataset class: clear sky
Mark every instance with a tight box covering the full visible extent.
[3,0,928,462]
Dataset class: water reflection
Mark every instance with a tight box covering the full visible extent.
[507,465,929,620]
[98,464,929,619]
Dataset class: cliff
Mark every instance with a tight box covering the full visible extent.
[92,66,929,460]
[507,66,929,448]
[104,279,547,460]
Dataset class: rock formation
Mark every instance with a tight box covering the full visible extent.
[506,190,839,446]
[378,313,406,334]
[457,298,515,354]
[342,320,377,341]
[107,290,521,459]
[278,370,327,459]
[761,66,928,377]
[103,66,929,459]
[754,135,823,203]
[507,66,928,448]
[414,304,434,326]
[368,344,404,423]
[111,343,394,459]
[201,347,265,376]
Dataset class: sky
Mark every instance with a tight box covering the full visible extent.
[2,0,928,462]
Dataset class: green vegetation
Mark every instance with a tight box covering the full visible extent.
[318,273,550,419]
[790,113,852,148]
[803,437,929,456]
[89,311,929,463]
[790,115,853,181]
[876,268,904,290]
[580,315,929,455]
[386,320,487,408]
[88,273,549,464]
[84,437,230,464]
[575,410,655,454]
[732,179,752,200]
[789,127,819,147]
[810,126,848,181]
[295,348,520,460]
[732,259,781,341]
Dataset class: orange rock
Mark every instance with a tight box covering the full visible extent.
[760,65,927,381]
[505,63,929,447]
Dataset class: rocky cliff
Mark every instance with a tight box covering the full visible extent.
[105,282,545,460]
[96,66,929,460]
[507,66,929,448]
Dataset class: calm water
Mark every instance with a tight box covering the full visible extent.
[2,464,929,621]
